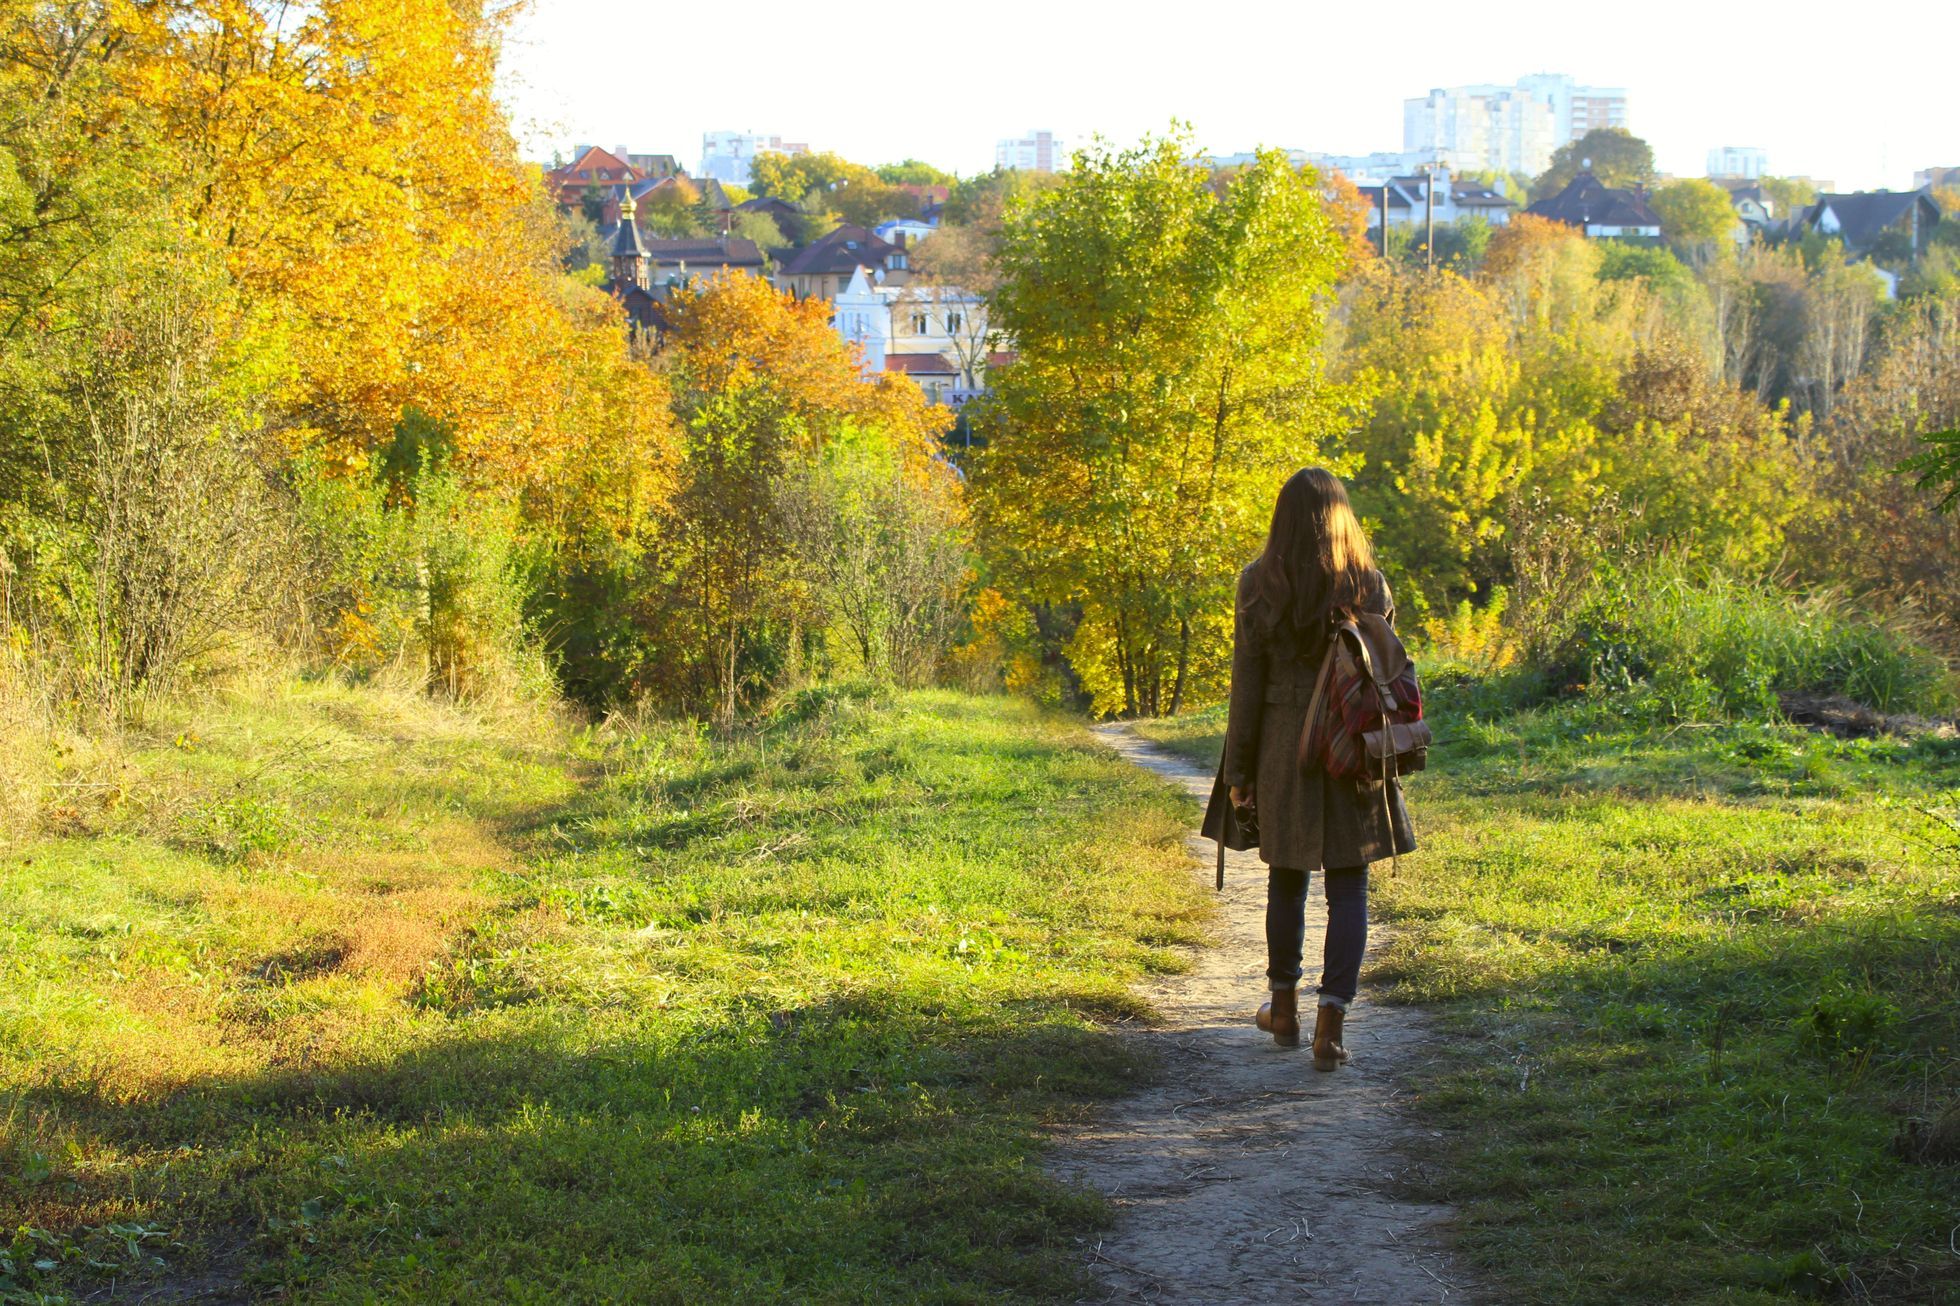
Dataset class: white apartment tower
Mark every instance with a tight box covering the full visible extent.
[698,131,810,187]
[1406,75,1628,176]
[1707,146,1769,179]
[997,130,1064,173]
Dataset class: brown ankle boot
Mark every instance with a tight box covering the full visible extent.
[1255,988,1301,1047]
[1312,1003,1350,1072]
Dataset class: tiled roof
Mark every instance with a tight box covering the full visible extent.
[642,237,766,268]
[777,225,899,277]
[546,147,639,200]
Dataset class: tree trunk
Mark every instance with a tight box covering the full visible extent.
[1167,617,1191,717]
[719,616,739,733]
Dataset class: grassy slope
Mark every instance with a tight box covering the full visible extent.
[1135,685,1960,1303]
[1,683,1209,1302]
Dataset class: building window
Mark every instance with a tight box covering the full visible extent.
[912,313,928,334]
[945,312,963,333]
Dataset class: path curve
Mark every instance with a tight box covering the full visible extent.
[1049,725,1468,1304]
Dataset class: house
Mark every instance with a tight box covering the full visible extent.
[1799,191,1942,259]
[833,267,997,402]
[1722,184,1778,238]
[775,225,909,302]
[896,183,950,211]
[873,218,937,247]
[1357,167,1516,230]
[640,237,769,290]
[1525,172,1662,238]
[628,153,683,181]
[884,352,962,404]
[546,146,643,209]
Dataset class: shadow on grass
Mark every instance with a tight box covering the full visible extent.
[12,987,1151,1302]
[1373,850,1960,1301]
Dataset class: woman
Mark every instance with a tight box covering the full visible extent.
[1204,467,1415,1070]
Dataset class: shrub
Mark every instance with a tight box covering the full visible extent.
[0,267,290,720]
[1538,559,1955,719]
[288,452,547,702]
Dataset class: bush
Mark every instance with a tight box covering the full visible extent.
[1538,560,1955,719]
[0,267,289,720]
[289,452,548,702]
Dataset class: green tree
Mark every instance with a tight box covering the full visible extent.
[1651,178,1738,253]
[876,159,956,187]
[943,167,1063,227]
[1532,128,1656,200]
[971,132,1354,716]
[1758,175,1820,220]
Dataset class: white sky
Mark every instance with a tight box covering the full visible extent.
[500,0,1950,193]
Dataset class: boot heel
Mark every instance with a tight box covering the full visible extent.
[1312,1003,1350,1072]
[1255,991,1302,1048]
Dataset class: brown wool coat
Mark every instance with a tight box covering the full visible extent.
[1201,562,1417,872]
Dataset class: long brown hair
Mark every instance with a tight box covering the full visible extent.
[1245,467,1376,634]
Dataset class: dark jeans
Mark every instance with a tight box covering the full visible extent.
[1266,865,1368,1007]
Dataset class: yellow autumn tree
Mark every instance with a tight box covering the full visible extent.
[655,272,951,723]
[972,132,1355,717]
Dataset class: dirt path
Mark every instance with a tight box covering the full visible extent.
[1049,726,1469,1304]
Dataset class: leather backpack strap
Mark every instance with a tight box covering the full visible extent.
[1346,618,1401,714]
[1381,711,1399,879]
[1296,632,1340,774]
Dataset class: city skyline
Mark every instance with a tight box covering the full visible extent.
[500,0,1945,192]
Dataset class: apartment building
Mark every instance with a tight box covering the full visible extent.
[996,130,1065,173]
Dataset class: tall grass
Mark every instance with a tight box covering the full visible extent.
[1537,561,1956,719]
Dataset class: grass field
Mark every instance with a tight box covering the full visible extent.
[1,681,1210,1302]
[1135,679,1960,1304]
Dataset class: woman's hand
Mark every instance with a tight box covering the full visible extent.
[1229,785,1253,811]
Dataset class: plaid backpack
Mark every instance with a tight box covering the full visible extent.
[1297,612,1430,784]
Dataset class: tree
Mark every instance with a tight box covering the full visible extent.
[657,273,947,725]
[1532,128,1656,200]
[1651,178,1738,254]
[972,132,1355,716]
[876,159,956,188]
[747,150,918,227]
[1321,170,1377,264]
[1479,213,1603,330]
[943,167,1063,228]
[782,429,968,684]
[906,226,1004,387]
[640,176,704,236]
[1793,247,1885,421]
[1758,175,1821,220]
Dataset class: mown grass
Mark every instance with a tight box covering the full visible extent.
[1135,686,1960,1303]
[1,681,1208,1302]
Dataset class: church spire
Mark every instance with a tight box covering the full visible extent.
[610,192,649,290]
